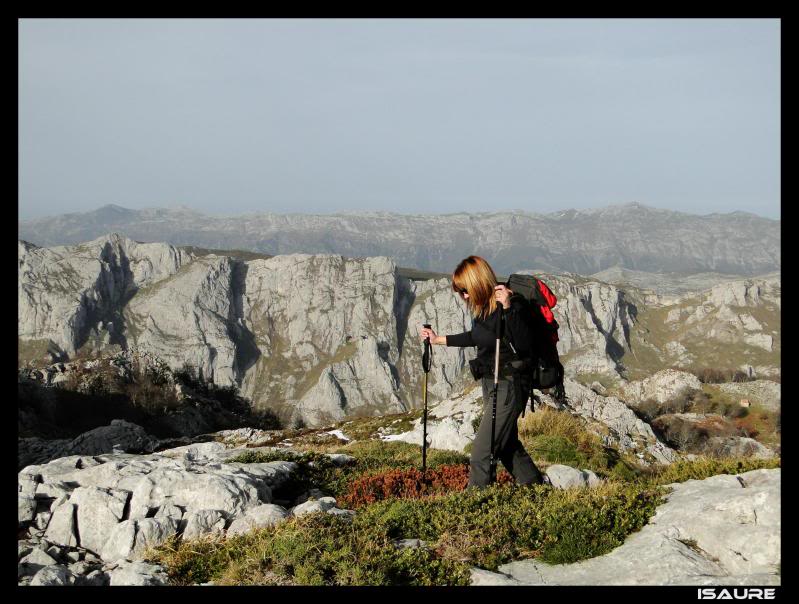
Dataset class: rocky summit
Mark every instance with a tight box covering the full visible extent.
[18,234,780,427]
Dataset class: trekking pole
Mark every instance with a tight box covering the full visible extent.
[489,308,503,484]
[421,323,432,476]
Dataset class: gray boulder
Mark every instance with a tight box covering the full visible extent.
[100,516,179,562]
[539,379,678,464]
[61,419,160,457]
[19,548,58,577]
[227,504,289,536]
[544,465,602,489]
[18,496,37,526]
[30,565,75,586]
[69,486,130,553]
[182,509,227,540]
[76,570,110,586]
[18,472,39,496]
[99,520,137,562]
[290,496,337,517]
[44,503,78,548]
[108,560,169,586]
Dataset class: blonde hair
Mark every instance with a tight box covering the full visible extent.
[452,256,499,320]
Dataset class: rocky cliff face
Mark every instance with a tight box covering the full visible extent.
[18,235,191,359]
[19,234,781,427]
[19,203,780,277]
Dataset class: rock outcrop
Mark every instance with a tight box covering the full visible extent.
[17,441,355,585]
[618,369,702,405]
[541,380,679,464]
[470,468,781,585]
[18,420,160,469]
[380,378,678,464]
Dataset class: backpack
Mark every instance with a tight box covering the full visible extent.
[505,273,567,404]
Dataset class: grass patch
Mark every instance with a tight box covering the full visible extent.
[518,406,614,473]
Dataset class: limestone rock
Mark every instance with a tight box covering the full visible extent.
[540,379,678,464]
[133,517,180,556]
[18,496,37,526]
[70,486,130,554]
[19,548,58,574]
[290,497,337,517]
[18,473,39,496]
[30,565,75,586]
[99,520,137,562]
[619,370,702,405]
[100,516,179,562]
[324,453,356,466]
[469,568,525,586]
[155,503,184,524]
[544,465,602,489]
[18,234,191,357]
[226,504,289,536]
[18,542,34,561]
[76,569,110,586]
[60,419,160,457]
[381,387,483,452]
[182,509,227,540]
[108,560,169,586]
[44,503,78,548]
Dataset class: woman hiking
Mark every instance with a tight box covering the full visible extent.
[419,255,544,488]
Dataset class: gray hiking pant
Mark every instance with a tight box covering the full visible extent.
[468,375,543,488]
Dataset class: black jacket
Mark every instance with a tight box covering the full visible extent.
[446,294,542,374]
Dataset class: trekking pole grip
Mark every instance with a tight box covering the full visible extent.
[422,323,432,373]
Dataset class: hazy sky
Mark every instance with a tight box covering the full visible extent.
[19,18,780,220]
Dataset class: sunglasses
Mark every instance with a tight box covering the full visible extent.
[454,287,468,296]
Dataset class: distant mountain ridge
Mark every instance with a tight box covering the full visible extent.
[19,202,780,276]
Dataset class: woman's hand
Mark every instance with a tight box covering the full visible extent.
[419,326,445,345]
[495,284,513,309]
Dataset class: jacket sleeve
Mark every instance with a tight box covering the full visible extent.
[446,331,476,348]
[445,331,474,347]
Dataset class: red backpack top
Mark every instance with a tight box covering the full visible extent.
[507,274,559,344]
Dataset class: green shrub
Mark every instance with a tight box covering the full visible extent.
[153,480,664,584]
[354,481,663,570]
[637,456,780,487]
[154,513,472,586]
